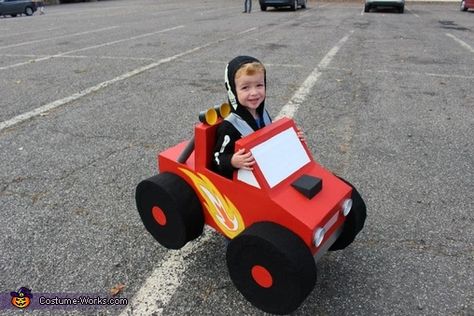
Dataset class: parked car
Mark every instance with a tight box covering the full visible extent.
[460,0,474,11]
[135,104,366,314]
[0,0,37,17]
[364,0,405,13]
[259,0,307,11]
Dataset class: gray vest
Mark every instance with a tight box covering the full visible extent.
[225,111,272,136]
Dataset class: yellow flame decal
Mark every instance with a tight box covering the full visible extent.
[179,168,244,238]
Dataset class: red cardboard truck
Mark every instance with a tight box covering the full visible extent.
[136,105,366,314]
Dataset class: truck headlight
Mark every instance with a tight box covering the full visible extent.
[342,198,352,217]
[313,228,325,247]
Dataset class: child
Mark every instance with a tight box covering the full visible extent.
[212,56,272,179]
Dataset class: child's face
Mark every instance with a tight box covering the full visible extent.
[235,71,265,112]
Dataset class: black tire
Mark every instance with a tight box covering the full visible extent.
[226,222,316,315]
[11,14,17,17]
[398,5,404,13]
[461,0,467,11]
[135,172,204,249]
[301,0,307,9]
[25,6,34,16]
[364,4,370,12]
[329,177,366,251]
[260,4,267,11]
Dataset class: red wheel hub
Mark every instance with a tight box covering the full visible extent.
[152,206,167,226]
[251,265,273,288]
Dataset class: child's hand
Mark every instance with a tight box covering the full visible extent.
[231,148,255,170]
[297,127,306,143]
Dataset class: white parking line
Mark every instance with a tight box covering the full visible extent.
[192,6,241,15]
[150,5,241,16]
[0,52,157,62]
[412,11,421,18]
[0,27,256,133]
[446,33,474,53]
[0,25,184,71]
[119,30,354,316]
[119,229,215,316]
[425,72,474,79]
[0,53,39,58]
[326,66,474,80]
[276,30,354,119]
[0,26,119,50]
[0,27,62,39]
[405,8,420,18]
[41,5,136,17]
[180,59,304,68]
[48,54,156,62]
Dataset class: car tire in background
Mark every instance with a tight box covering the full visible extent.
[364,4,370,12]
[399,5,404,13]
[25,6,34,16]
[135,172,204,249]
[460,0,468,11]
[329,177,367,251]
[226,222,317,315]
[301,0,307,9]
[260,4,267,11]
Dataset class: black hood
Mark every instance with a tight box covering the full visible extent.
[225,55,266,131]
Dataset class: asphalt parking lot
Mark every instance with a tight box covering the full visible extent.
[0,0,473,315]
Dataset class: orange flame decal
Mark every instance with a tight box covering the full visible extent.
[179,168,244,238]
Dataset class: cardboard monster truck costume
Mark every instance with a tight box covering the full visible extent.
[135,103,367,315]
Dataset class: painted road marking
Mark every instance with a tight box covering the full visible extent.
[119,229,214,316]
[276,30,354,120]
[120,30,354,316]
[0,25,184,71]
[180,59,304,68]
[0,27,62,39]
[446,33,474,54]
[0,53,156,62]
[0,27,256,133]
[325,66,474,80]
[0,26,119,50]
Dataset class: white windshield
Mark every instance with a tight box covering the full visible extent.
[250,127,310,188]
